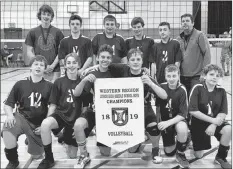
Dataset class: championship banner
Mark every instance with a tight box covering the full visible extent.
[95,77,144,151]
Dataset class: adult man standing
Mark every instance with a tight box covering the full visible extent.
[176,13,211,95]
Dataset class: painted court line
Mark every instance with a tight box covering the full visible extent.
[171,146,219,169]
[91,149,128,169]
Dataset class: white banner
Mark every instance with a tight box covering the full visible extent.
[95,78,145,151]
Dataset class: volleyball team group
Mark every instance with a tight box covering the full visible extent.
[1,4,231,169]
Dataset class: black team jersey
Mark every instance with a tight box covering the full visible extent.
[4,77,53,126]
[125,35,154,68]
[58,35,93,68]
[49,74,85,125]
[83,67,113,109]
[189,82,228,124]
[108,64,159,105]
[156,82,188,121]
[149,39,182,83]
[92,32,127,63]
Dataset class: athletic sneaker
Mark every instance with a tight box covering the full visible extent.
[74,153,90,169]
[6,160,19,169]
[37,158,55,169]
[176,152,189,168]
[152,147,163,164]
[215,156,231,169]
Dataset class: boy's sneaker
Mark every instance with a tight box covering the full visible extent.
[214,156,231,169]
[74,153,90,169]
[152,147,163,164]
[224,72,230,76]
[37,158,55,169]
[6,160,19,169]
[176,152,189,168]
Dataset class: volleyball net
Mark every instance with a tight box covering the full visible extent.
[1,1,232,66]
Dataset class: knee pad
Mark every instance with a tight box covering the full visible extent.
[177,141,187,152]
[164,147,177,157]
[146,125,160,136]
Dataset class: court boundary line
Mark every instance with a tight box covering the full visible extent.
[91,149,128,169]
[171,146,219,169]
[0,69,20,75]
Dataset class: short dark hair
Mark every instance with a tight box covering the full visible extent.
[29,55,48,69]
[64,53,81,67]
[69,14,82,26]
[159,22,170,29]
[127,48,143,60]
[97,44,113,57]
[103,15,117,25]
[131,17,145,27]
[37,4,54,22]
[165,64,180,75]
[181,13,194,23]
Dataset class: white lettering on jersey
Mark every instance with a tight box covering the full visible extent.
[73,46,79,55]
[112,45,115,55]
[67,89,75,103]
[162,50,168,63]
[28,92,42,107]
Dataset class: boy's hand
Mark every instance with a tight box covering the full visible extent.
[4,114,16,128]
[205,124,217,136]
[158,121,170,130]
[141,74,153,86]
[212,117,224,126]
[142,67,150,76]
[34,126,41,135]
[84,74,96,83]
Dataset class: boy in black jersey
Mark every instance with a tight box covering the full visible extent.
[37,53,87,169]
[1,55,53,169]
[150,22,182,83]
[73,44,114,168]
[104,48,167,164]
[92,15,127,64]
[189,64,231,169]
[25,5,64,82]
[58,15,93,76]
[156,64,189,168]
[125,17,154,69]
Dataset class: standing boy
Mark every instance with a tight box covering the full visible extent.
[25,4,64,82]
[92,15,127,64]
[58,14,93,76]
[150,22,182,83]
[125,17,154,69]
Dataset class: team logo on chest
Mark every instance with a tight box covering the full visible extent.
[73,46,79,55]
[112,107,128,126]
[162,50,168,63]
[166,99,173,118]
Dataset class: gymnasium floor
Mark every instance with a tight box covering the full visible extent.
[1,67,232,168]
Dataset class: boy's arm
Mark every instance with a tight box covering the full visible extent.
[142,75,167,99]
[47,104,57,117]
[166,115,185,127]
[74,74,96,97]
